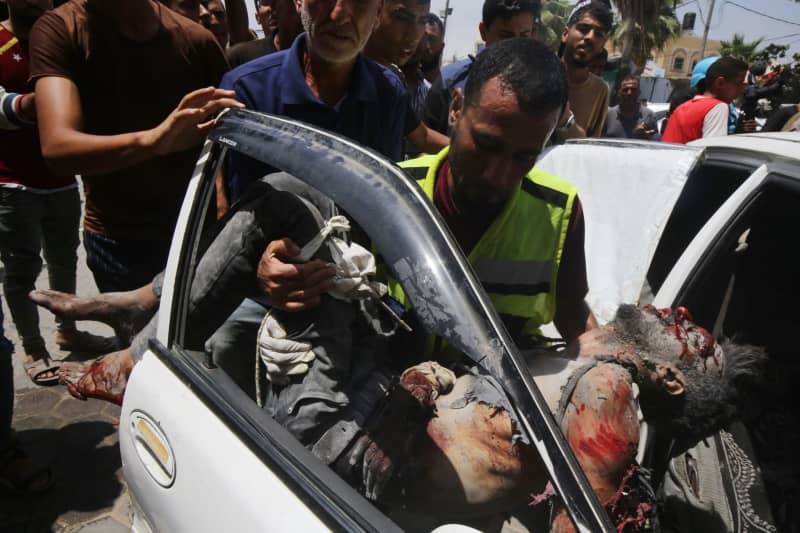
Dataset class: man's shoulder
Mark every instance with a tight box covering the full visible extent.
[34,0,88,37]
[359,56,406,97]
[522,168,577,208]
[160,6,218,46]
[440,57,473,87]
[223,49,286,87]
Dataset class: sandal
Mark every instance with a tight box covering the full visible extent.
[0,433,53,496]
[23,355,61,387]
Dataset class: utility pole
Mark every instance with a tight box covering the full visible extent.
[699,0,716,58]
[441,0,453,37]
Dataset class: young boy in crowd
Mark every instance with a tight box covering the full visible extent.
[662,56,748,144]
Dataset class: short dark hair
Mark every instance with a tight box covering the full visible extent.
[705,56,748,87]
[464,37,567,116]
[423,13,444,34]
[567,0,612,33]
[482,0,542,28]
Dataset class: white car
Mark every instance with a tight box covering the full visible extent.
[120,110,800,532]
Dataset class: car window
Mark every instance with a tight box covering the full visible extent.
[646,159,754,294]
[163,110,612,532]
[666,174,800,533]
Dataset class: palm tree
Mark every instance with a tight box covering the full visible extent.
[611,0,682,71]
[538,0,573,52]
[719,33,764,63]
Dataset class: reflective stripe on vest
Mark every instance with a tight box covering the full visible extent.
[395,146,577,344]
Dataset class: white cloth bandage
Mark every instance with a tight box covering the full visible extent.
[258,311,315,383]
[295,214,387,302]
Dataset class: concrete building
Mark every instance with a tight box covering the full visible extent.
[651,34,722,80]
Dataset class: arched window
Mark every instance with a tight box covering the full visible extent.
[671,49,687,73]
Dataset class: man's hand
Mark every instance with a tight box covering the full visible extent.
[740,118,758,133]
[634,121,657,139]
[257,239,336,311]
[147,87,244,156]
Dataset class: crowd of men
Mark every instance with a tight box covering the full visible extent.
[0,0,776,526]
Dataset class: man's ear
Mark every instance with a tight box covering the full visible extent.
[478,21,487,43]
[561,25,569,44]
[656,363,686,397]
[449,88,464,129]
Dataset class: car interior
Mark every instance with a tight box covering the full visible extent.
[162,121,795,532]
[662,175,800,532]
[646,159,754,293]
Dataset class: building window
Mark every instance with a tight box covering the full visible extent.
[672,56,685,72]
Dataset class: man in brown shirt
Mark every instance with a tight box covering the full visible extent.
[555,0,610,140]
[29,0,240,292]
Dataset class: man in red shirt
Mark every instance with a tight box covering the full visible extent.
[1,0,111,387]
[662,56,748,144]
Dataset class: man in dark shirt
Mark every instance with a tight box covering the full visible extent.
[423,0,540,135]
[605,75,657,139]
[29,0,240,292]
[226,0,303,68]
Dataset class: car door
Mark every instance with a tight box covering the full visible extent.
[120,110,615,532]
[651,159,800,533]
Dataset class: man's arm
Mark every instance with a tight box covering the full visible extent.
[422,76,451,134]
[702,102,729,138]
[554,197,597,342]
[551,364,640,532]
[407,123,449,155]
[35,77,242,175]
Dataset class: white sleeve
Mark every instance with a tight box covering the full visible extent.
[702,102,729,138]
[0,84,34,130]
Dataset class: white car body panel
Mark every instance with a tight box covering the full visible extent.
[120,355,329,533]
[536,141,701,323]
[121,143,330,532]
[121,130,800,531]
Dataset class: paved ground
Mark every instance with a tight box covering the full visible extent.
[0,239,133,532]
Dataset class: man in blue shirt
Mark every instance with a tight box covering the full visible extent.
[219,0,444,205]
[423,0,540,134]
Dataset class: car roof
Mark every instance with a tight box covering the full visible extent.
[689,132,800,161]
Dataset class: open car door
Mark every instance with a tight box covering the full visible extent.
[120,109,614,532]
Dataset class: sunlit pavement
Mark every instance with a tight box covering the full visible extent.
[1,223,132,532]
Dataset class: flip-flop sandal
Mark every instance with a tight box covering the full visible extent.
[56,330,119,354]
[23,356,61,387]
[0,439,53,496]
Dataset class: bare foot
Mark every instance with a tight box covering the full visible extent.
[58,349,134,405]
[29,288,156,344]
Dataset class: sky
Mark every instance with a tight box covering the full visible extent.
[429,0,800,63]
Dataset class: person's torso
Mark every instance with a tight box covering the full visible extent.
[42,0,227,238]
[223,36,408,199]
[0,26,74,190]
[569,73,608,137]
[394,149,577,347]
[662,96,724,144]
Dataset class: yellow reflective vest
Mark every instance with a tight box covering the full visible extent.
[389,147,577,346]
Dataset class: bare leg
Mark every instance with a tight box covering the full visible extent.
[29,284,157,344]
[58,349,134,406]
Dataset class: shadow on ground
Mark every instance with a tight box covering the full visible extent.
[0,418,124,533]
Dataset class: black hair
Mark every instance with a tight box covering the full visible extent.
[567,0,612,32]
[464,37,567,116]
[705,56,749,89]
[423,13,444,34]
[482,0,542,27]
